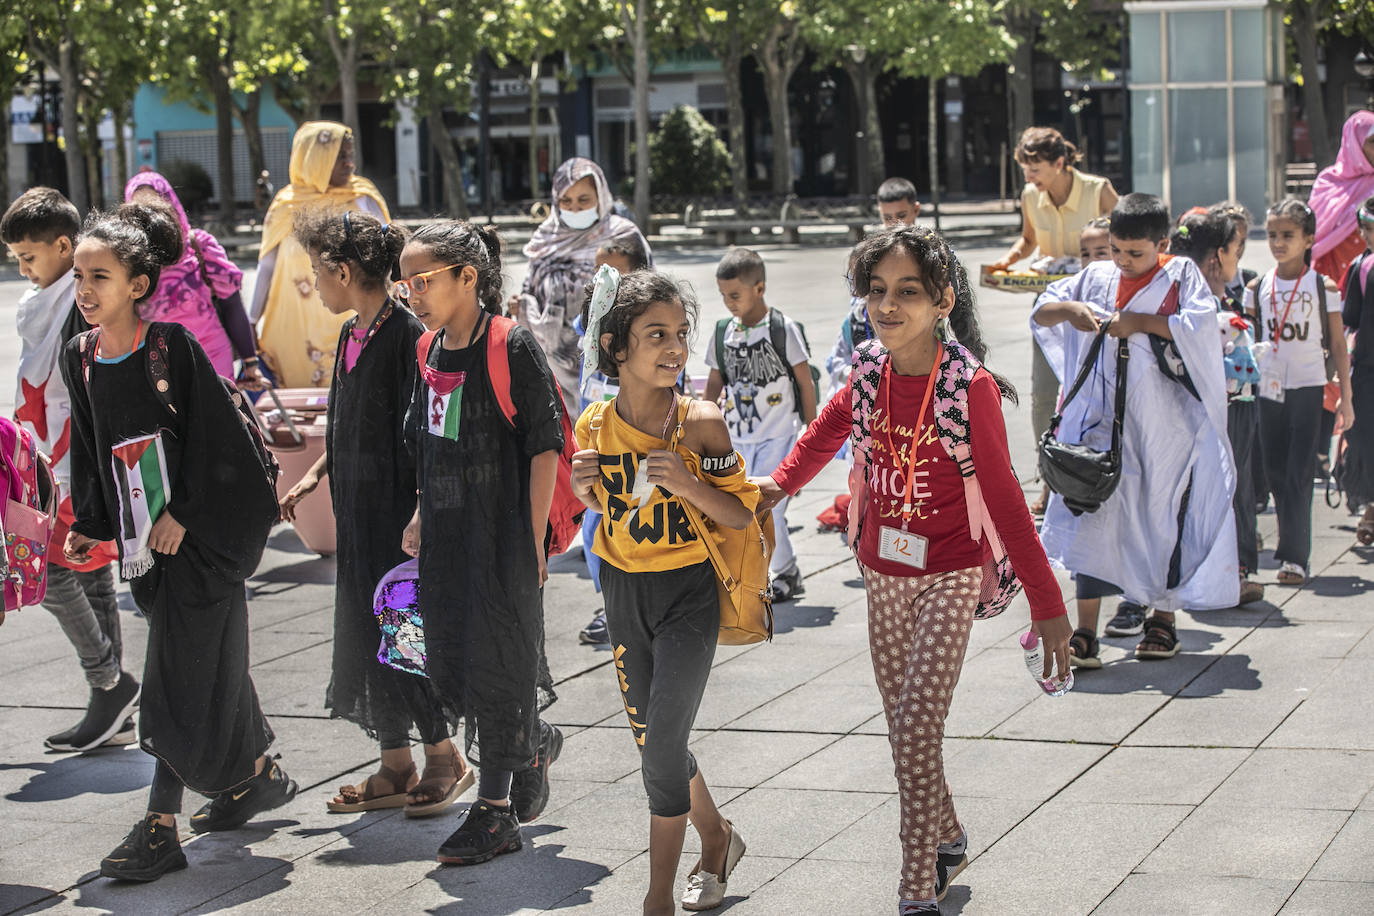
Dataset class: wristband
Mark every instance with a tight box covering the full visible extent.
[243,357,260,367]
[700,452,739,475]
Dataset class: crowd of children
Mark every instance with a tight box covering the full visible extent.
[6,143,1374,915]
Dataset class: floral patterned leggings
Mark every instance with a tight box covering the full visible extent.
[862,564,981,901]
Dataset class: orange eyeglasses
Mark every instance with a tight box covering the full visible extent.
[394,263,463,299]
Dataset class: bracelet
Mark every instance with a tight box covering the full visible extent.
[243,357,260,367]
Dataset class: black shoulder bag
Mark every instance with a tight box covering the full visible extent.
[1038,318,1129,516]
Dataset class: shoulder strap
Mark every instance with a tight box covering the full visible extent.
[78,328,100,394]
[768,308,789,360]
[583,397,612,452]
[1049,319,1116,433]
[416,328,438,371]
[1251,270,1270,342]
[187,233,211,287]
[713,318,731,385]
[145,324,177,417]
[665,397,736,587]
[1316,273,1330,352]
[485,313,517,426]
[849,339,886,457]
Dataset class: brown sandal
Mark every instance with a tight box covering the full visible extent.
[1357,507,1374,546]
[326,761,417,813]
[404,745,474,818]
[1136,617,1181,660]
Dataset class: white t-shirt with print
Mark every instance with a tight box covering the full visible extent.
[705,309,809,445]
[1248,269,1330,392]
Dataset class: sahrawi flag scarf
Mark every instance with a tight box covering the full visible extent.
[111,432,171,578]
[425,370,466,441]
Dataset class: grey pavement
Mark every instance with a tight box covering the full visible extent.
[2,242,1374,915]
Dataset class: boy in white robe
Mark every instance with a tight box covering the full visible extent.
[1032,193,1238,666]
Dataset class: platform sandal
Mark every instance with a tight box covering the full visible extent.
[405,745,474,818]
[327,761,417,813]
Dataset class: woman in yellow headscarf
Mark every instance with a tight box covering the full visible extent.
[251,121,391,388]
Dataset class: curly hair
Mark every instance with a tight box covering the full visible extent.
[293,208,407,286]
[80,201,184,304]
[581,270,699,378]
[849,225,1016,402]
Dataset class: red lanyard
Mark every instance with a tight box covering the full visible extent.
[1269,268,1306,350]
[879,345,940,527]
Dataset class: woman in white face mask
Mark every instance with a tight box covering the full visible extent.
[512,157,651,409]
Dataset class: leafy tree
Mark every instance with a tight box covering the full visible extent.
[1286,0,1337,165]
[649,104,730,195]
[1001,0,1121,146]
[21,6,93,210]
[684,1,759,207]
[384,0,485,217]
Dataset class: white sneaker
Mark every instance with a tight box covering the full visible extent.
[682,822,746,911]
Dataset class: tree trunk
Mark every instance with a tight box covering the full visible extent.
[0,99,8,202]
[842,58,884,196]
[928,79,941,233]
[427,103,470,219]
[111,102,129,195]
[529,58,542,199]
[339,47,361,169]
[237,89,267,189]
[1292,1,1332,165]
[82,102,102,211]
[721,35,749,211]
[57,34,89,213]
[1007,31,1035,150]
[758,22,802,197]
[209,67,237,230]
[323,0,363,170]
[631,0,651,231]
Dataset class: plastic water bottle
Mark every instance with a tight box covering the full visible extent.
[1020,631,1074,696]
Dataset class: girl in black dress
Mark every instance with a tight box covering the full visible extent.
[1339,196,1374,543]
[281,210,469,817]
[63,202,294,882]
[398,222,565,866]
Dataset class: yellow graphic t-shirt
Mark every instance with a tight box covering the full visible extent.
[575,399,759,574]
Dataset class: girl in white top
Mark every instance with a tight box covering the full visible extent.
[1247,199,1354,584]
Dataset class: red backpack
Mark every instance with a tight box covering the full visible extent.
[416,315,585,555]
[1,417,58,612]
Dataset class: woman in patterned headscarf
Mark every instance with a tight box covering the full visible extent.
[125,171,266,389]
[251,121,391,388]
[511,158,650,408]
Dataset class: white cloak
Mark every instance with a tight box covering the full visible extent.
[1031,258,1239,611]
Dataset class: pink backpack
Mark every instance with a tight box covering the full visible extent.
[1,417,57,611]
[848,338,1021,620]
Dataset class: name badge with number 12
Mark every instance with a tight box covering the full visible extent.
[879,526,928,569]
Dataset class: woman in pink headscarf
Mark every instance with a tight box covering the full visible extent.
[124,171,267,389]
[1310,110,1374,292]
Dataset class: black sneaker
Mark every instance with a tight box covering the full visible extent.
[1104,601,1148,637]
[46,671,141,753]
[935,848,968,902]
[578,611,609,645]
[769,566,805,603]
[100,815,188,882]
[436,800,523,865]
[510,721,564,823]
[189,757,298,833]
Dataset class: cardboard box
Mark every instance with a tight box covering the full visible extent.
[980,265,1073,295]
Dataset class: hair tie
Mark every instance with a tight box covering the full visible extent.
[583,264,621,375]
[343,210,365,263]
[1359,208,1374,227]
[1177,224,1191,237]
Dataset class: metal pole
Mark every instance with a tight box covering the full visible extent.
[928,78,941,234]
[479,52,493,223]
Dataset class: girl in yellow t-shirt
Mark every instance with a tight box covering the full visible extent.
[571,267,758,915]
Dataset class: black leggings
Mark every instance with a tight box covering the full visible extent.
[1260,387,1324,569]
[149,761,185,814]
[600,560,718,818]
